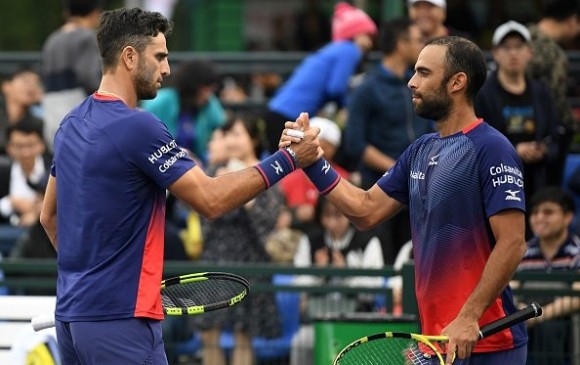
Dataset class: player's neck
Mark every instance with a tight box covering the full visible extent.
[436,104,478,137]
[98,75,137,108]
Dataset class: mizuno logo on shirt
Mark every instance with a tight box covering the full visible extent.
[505,190,522,201]
[428,155,439,166]
[271,160,283,175]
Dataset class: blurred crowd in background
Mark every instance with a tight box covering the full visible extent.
[1,0,580,364]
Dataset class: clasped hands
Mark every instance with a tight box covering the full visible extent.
[278,112,324,168]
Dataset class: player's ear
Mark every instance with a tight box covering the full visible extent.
[121,46,138,70]
[449,72,467,94]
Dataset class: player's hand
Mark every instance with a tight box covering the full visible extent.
[280,112,323,167]
[441,315,480,364]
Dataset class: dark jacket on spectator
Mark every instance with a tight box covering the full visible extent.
[475,70,560,197]
[345,65,432,188]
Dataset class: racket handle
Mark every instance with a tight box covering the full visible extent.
[31,314,56,332]
[479,302,542,339]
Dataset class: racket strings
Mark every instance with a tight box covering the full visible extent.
[335,338,434,365]
[162,277,246,309]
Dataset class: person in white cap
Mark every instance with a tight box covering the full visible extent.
[407,0,470,40]
[475,20,559,240]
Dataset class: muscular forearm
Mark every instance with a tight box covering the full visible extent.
[204,168,269,219]
[459,238,526,322]
[326,180,402,231]
[172,166,268,221]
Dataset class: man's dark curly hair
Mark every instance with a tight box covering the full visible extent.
[97,7,173,71]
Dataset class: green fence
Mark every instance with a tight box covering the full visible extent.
[1,259,579,365]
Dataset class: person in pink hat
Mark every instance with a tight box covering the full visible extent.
[262,2,377,154]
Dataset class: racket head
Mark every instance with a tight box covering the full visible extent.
[332,332,449,365]
[161,272,250,316]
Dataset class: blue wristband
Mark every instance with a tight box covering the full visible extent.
[303,158,341,195]
[255,149,297,188]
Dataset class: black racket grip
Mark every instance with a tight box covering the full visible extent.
[479,302,542,339]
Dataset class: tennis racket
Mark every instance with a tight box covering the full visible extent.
[332,302,542,365]
[31,272,250,332]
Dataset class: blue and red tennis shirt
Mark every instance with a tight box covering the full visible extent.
[378,119,527,353]
[51,93,195,322]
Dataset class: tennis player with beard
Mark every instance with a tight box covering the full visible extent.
[283,36,528,364]
[39,7,321,365]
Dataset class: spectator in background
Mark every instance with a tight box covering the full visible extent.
[41,0,103,151]
[475,21,559,239]
[279,117,348,233]
[294,0,331,51]
[527,0,580,186]
[0,68,45,155]
[344,18,431,263]
[263,2,377,153]
[515,186,580,365]
[5,121,55,295]
[206,127,229,169]
[141,59,226,165]
[407,0,470,41]
[0,119,50,228]
[290,195,384,365]
[194,113,284,365]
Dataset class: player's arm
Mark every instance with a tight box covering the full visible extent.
[40,175,58,250]
[168,165,271,220]
[281,116,404,230]
[325,179,404,231]
[170,115,322,220]
[443,209,527,362]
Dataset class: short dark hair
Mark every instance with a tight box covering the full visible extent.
[530,186,576,213]
[63,0,103,17]
[425,36,487,101]
[379,18,413,55]
[542,0,580,21]
[173,59,220,105]
[97,8,173,71]
[6,117,45,142]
